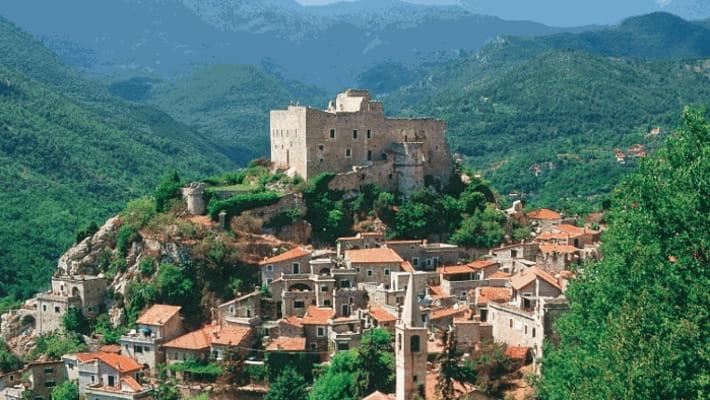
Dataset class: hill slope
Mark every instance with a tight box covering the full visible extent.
[0,17,235,301]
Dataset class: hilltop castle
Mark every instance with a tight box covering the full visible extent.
[270,89,452,194]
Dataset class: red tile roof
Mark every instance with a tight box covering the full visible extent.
[428,285,449,299]
[528,208,562,220]
[266,337,306,352]
[400,261,415,273]
[369,307,397,323]
[99,345,121,354]
[121,377,143,392]
[466,259,499,270]
[511,266,561,291]
[363,391,393,400]
[429,307,467,320]
[75,352,141,374]
[136,304,181,326]
[280,315,304,328]
[437,265,474,275]
[302,306,334,325]
[539,243,578,254]
[475,287,512,305]
[345,248,403,264]
[554,224,586,236]
[259,247,311,265]
[488,271,511,279]
[163,324,251,350]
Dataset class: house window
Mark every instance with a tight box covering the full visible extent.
[367,130,372,139]
[108,375,115,387]
[135,345,143,353]
[324,299,332,306]
[509,318,513,328]
[337,342,349,351]
[294,300,305,309]
[345,149,352,158]
[292,263,300,274]
[367,150,372,161]
[384,268,390,276]
[525,325,528,334]
[398,333,402,350]
[355,267,361,273]
[91,376,95,383]
[330,129,336,138]
[318,144,324,151]
[310,343,317,351]
[367,269,373,277]
[412,258,419,266]
[45,380,56,388]
[410,335,421,352]
[266,265,273,272]
[43,305,47,312]
[266,278,273,285]
[321,285,328,292]
[511,249,518,258]
[532,328,536,338]
[317,327,325,337]
[342,304,350,316]
[144,346,151,352]
[353,130,358,139]
[44,368,53,375]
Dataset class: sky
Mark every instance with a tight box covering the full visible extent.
[295,0,708,26]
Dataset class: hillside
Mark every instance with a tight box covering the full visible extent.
[0,0,589,89]
[143,64,327,164]
[0,18,235,302]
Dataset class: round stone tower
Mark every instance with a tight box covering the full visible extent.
[182,182,206,215]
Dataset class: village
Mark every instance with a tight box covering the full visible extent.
[0,90,603,400]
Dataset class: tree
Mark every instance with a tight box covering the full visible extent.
[154,170,182,213]
[50,380,79,400]
[0,339,23,373]
[151,367,180,400]
[437,330,476,400]
[31,333,86,360]
[308,370,358,400]
[356,328,395,395]
[62,307,90,336]
[537,108,710,399]
[450,205,506,248]
[264,367,308,400]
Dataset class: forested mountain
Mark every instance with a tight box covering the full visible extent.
[0,0,589,89]
[0,17,235,302]
[384,12,710,212]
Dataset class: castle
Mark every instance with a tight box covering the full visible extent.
[270,89,453,194]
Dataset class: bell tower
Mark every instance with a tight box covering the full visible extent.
[396,273,427,400]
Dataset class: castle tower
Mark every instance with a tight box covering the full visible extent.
[182,182,206,215]
[396,273,428,400]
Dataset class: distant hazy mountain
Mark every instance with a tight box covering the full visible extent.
[0,16,233,299]
[0,0,591,89]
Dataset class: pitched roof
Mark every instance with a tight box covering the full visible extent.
[428,285,449,299]
[363,391,393,400]
[510,266,561,291]
[554,224,586,236]
[344,247,403,264]
[437,265,474,275]
[302,306,334,325]
[466,259,499,270]
[539,243,578,254]
[429,307,467,320]
[280,315,304,328]
[75,352,141,374]
[488,271,511,279]
[99,344,121,354]
[400,261,415,273]
[259,247,311,265]
[121,377,143,392]
[369,307,397,323]
[528,208,562,220]
[163,324,251,350]
[265,337,306,352]
[475,287,512,305]
[136,304,181,326]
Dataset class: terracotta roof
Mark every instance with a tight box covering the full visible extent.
[363,391,393,400]
[384,240,421,245]
[75,352,141,374]
[536,232,570,241]
[400,261,415,273]
[369,307,397,323]
[510,266,561,291]
[528,208,562,220]
[505,346,531,360]
[554,224,586,236]
[260,247,311,265]
[466,259,499,270]
[163,324,251,350]
[136,304,181,326]
[121,377,143,392]
[539,243,578,254]
[488,271,511,279]
[429,307,467,320]
[266,337,306,352]
[437,265,474,275]
[280,315,304,328]
[428,285,448,299]
[100,344,121,354]
[345,247,403,264]
[476,287,512,305]
[302,306,334,325]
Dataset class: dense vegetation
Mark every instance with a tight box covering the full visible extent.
[386,13,710,213]
[0,17,235,303]
[537,108,709,399]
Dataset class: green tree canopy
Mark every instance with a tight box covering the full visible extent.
[0,338,23,373]
[538,108,710,399]
[264,367,308,400]
[50,381,79,400]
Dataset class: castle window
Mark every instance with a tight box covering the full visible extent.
[367,130,372,139]
[361,174,366,180]
[320,158,324,163]
[346,149,352,158]
[318,144,324,151]
[330,129,336,139]
[410,335,421,352]
[532,328,536,338]
[353,130,358,139]
[382,153,388,161]
[54,306,60,313]
[367,150,372,161]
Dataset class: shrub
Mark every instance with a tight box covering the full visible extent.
[116,225,139,256]
[74,221,98,243]
[121,197,157,230]
[154,171,183,213]
[139,256,155,277]
[208,191,282,221]
[62,307,91,336]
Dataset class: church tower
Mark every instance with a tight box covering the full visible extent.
[396,273,428,400]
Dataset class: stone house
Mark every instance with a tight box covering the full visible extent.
[329,315,363,352]
[269,274,335,318]
[23,361,67,400]
[0,371,21,393]
[453,316,493,353]
[71,352,143,395]
[301,306,334,356]
[33,275,107,334]
[120,304,184,373]
[437,260,506,300]
[276,316,304,338]
[344,248,404,288]
[489,243,539,273]
[336,232,385,256]
[365,306,397,333]
[471,287,513,322]
[527,209,563,231]
[270,89,452,195]
[535,243,580,272]
[162,324,253,366]
[384,240,459,271]
[259,247,313,286]
[265,336,306,353]
[83,376,151,400]
[426,306,468,332]
[217,292,262,328]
